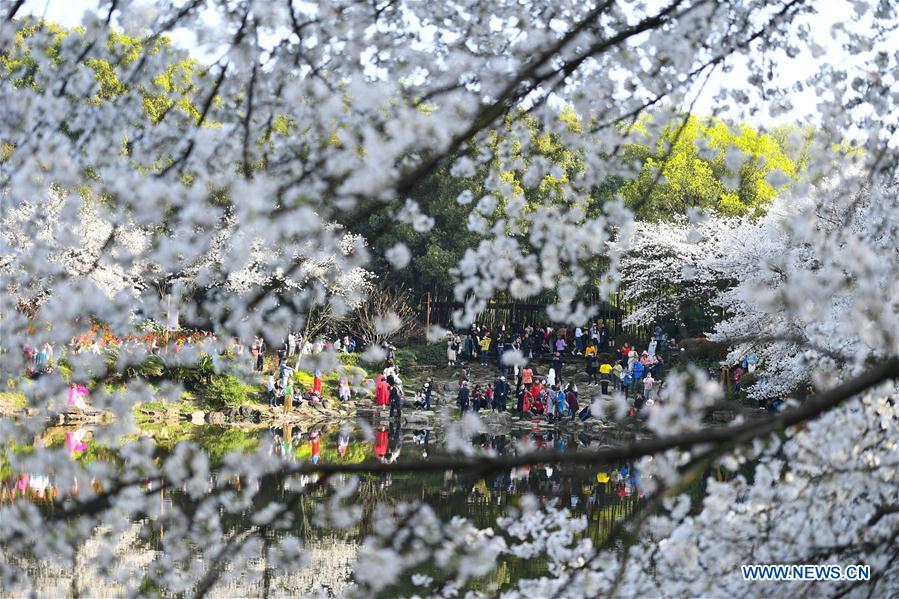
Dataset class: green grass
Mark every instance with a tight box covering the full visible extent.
[291,365,369,398]
[0,391,26,410]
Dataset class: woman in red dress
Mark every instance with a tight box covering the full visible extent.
[313,368,323,394]
[374,427,389,460]
[375,374,389,406]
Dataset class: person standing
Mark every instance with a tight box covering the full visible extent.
[619,342,631,367]
[284,378,294,412]
[643,372,656,402]
[612,362,623,391]
[546,386,558,422]
[422,377,433,410]
[251,337,261,371]
[457,381,470,413]
[521,365,533,390]
[556,386,567,418]
[574,326,584,355]
[515,384,525,416]
[339,375,351,402]
[479,333,491,366]
[493,376,508,412]
[632,360,645,382]
[554,335,567,356]
[257,337,267,371]
[566,384,579,420]
[375,374,390,408]
[447,333,458,366]
[552,352,564,386]
[313,369,323,395]
[599,360,613,394]
[622,369,633,400]
[388,376,403,418]
[521,333,533,360]
[585,343,598,385]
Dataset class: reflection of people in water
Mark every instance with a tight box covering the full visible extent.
[374,426,389,460]
[385,421,402,463]
[68,383,89,410]
[309,431,321,464]
[337,430,349,458]
[414,429,430,458]
[65,429,89,459]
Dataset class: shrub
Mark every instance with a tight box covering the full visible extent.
[413,342,448,367]
[393,342,447,370]
[338,352,361,368]
[739,371,758,388]
[394,348,418,370]
[203,374,252,409]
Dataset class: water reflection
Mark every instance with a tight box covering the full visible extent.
[1,421,645,596]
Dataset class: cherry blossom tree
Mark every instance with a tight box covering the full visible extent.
[1,1,898,597]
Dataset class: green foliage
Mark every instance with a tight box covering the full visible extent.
[293,436,369,463]
[338,352,362,368]
[393,348,418,370]
[0,20,73,89]
[615,115,810,219]
[188,426,261,462]
[291,365,369,398]
[0,392,26,410]
[57,356,72,381]
[395,342,447,369]
[1,19,207,156]
[345,110,582,297]
[347,109,808,298]
[202,374,254,409]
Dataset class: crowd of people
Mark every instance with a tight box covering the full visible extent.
[374,364,406,419]
[445,322,619,372]
[265,342,354,411]
[445,322,675,424]
[249,331,361,373]
[21,342,55,378]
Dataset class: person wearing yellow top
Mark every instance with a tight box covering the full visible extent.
[599,362,613,394]
[479,334,491,366]
[585,344,600,385]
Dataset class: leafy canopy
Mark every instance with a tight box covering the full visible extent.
[615,115,810,219]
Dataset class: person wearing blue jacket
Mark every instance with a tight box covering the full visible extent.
[633,360,645,380]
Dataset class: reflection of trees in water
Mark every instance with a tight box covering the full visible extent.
[11,520,359,598]
[2,421,646,595]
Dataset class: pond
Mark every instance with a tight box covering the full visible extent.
[1,415,646,598]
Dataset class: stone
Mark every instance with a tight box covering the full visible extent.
[206,411,226,425]
[191,411,206,425]
[403,413,430,425]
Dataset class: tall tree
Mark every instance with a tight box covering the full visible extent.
[1,2,898,597]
